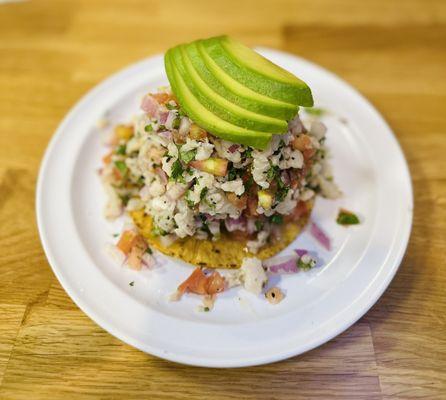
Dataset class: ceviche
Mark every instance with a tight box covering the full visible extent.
[99,35,345,309]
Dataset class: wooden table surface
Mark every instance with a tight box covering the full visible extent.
[1,0,445,398]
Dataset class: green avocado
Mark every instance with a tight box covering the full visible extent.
[185,41,297,121]
[164,50,272,149]
[171,45,287,134]
[200,36,313,106]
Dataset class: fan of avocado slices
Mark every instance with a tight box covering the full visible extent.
[164,35,313,149]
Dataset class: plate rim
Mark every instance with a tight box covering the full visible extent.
[36,48,413,368]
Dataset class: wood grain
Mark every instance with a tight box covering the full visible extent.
[0,0,445,398]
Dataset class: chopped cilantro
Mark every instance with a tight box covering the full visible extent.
[137,176,145,185]
[244,175,254,191]
[129,281,134,287]
[114,160,127,174]
[120,194,130,206]
[267,165,279,181]
[270,215,283,225]
[173,117,181,129]
[227,164,238,181]
[199,214,211,234]
[298,256,316,271]
[165,103,177,110]
[170,159,184,180]
[185,196,195,208]
[112,233,119,238]
[145,247,153,254]
[275,186,289,202]
[116,144,126,155]
[144,124,153,132]
[151,224,167,237]
[304,107,326,116]
[180,149,197,164]
[255,220,264,231]
[200,187,208,201]
[203,307,210,312]
[317,148,326,159]
[336,209,360,225]
[158,124,166,131]
[274,172,290,202]
[244,148,253,159]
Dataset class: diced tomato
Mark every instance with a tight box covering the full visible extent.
[173,130,187,144]
[247,193,258,217]
[241,171,250,183]
[226,193,247,209]
[151,92,171,104]
[177,268,226,298]
[268,179,278,192]
[117,230,139,255]
[292,134,312,152]
[289,169,300,190]
[102,151,113,165]
[108,133,119,147]
[188,124,208,140]
[178,268,208,296]
[112,168,122,182]
[303,148,316,161]
[206,272,226,295]
[127,236,148,270]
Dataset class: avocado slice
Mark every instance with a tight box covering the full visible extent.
[165,50,272,149]
[171,45,287,134]
[186,41,297,121]
[200,36,313,106]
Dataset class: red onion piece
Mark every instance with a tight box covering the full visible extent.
[246,218,256,234]
[155,167,168,185]
[158,130,173,140]
[294,249,308,257]
[159,111,169,125]
[225,216,246,232]
[141,253,156,268]
[288,115,304,135]
[166,184,188,201]
[228,144,239,153]
[281,170,291,186]
[265,255,299,274]
[204,213,216,221]
[154,254,167,267]
[310,222,331,250]
[165,110,176,129]
[141,95,159,117]
[179,117,191,135]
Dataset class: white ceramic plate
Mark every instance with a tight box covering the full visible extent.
[36,48,412,368]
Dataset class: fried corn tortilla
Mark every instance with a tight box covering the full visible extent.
[130,202,313,269]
